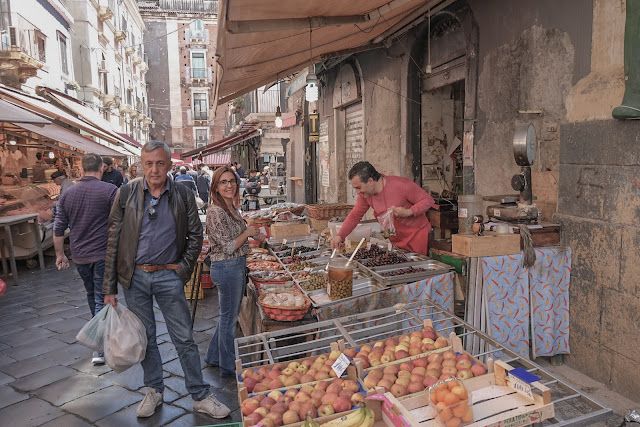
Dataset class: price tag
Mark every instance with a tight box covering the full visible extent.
[331,353,351,377]
[508,372,534,401]
[458,208,468,218]
[366,241,372,250]
[282,239,287,245]
[494,209,501,217]
[387,242,393,252]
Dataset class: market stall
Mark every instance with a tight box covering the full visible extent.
[234,299,611,427]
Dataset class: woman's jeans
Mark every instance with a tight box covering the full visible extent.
[205,256,246,374]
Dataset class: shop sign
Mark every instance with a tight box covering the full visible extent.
[308,113,319,142]
[286,70,309,98]
[318,120,330,187]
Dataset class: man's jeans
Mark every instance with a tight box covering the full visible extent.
[123,268,210,400]
[205,256,246,374]
[75,260,105,317]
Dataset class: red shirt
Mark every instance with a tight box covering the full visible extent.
[337,175,435,255]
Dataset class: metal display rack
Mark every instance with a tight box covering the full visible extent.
[235,298,612,426]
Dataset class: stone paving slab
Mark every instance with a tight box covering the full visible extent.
[0,384,29,409]
[162,376,190,398]
[95,401,186,427]
[10,365,77,392]
[19,314,66,330]
[162,410,235,427]
[60,385,141,422]
[43,316,88,333]
[41,413,94,427]
[0,311,38,326]
[0,397,64,426]
[70,358,113,376]
[0,323,25,337]
[37,302,81,316]
[0,370,14,385]
[157,341,179,363]
[0,354,60,378]
[55,329,80,344]
[33,373,112,406]
[0,326,57,347]
[42,342,93,366]
[201,366,238,390]
[1,337,68,360]
[100,364,145,391]
[0,342,9,352]
[53,306,89,319]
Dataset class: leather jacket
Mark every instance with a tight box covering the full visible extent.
[102,177,203,294]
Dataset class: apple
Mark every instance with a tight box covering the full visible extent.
[442,366,457,376]
[376,378,394,391]
[399,362,414,372]
[359,358,370,369]
[296,365,308,375]
[370,359,381,367]
[423,376,439,388]
[351,392,366,405]
[320,364,332,373]
[457,368,473,380]
[421,338,435,346]
[425,369,441,379]
[427,362,442,372]
[285,388,298,398]
[310,397,322,408]
[267,369,281,380]
[380,355,393,364]
[344,348,357,358]
[410,374,425,384]
[317,404,335,416]
[409,347,423,356]
[329,350,342,360]
[339,389,355,400]
[363,375,379,389]
[255,394,266,402]
[326,383,342,394]
[331,378,344,387]
[397,370,412,380]
[282,367,295,376]
[428,353,443,364]
[410,330,423,339]
[395,376,410,388]
[298,402,317,420]
[245,412,263,426]
[267,390,283,401]
[407,381,425,394]
[300,374,315,384]
[456,359,472,370]
[241,398,260,416]
[361,345,373,353]
[288,362,300,370]
[260,397,276,410]
[321,392,339,405]
[383,365,399,375]
[315,372,330,381]
[368,352,382,361]
[434,337,449,349]
[442,350,457,360]
[422,330,437,341]
[471,364,487,377]
[244,377,258,393]
[439,373,454,381]
[254,407,269,418]
[311,389,325,400]
[301,384,315,395]
[421,343,436,352]
[382,374,397,384]
[270,402,288,415]
[288,401,302,414]
[268,379,284,389]
[282,410,300,425]
[369,369,384,379]
[390,384,408,398]
[342,379,360,392]
[293,391,310,403]
[258,367,269,377]
[284,376,299,387]
[412,366,427,376]
[442,359,457,368]
[332,396,352,413]
[278,396,293,406]
[315,380,329,391]
[373,341,384,348]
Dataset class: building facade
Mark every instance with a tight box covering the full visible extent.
[67,0,151,144]
[139,0,223,153]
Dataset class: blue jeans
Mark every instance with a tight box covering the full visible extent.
[205,256,246,374]
[75,260,105,317]
[123,269,210,400]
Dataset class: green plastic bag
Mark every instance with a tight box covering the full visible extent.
[75,305,111,351]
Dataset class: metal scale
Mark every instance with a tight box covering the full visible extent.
[485,123,540,224]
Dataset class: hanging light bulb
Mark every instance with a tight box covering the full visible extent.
[305,72,318,102]
[275,106,283,128]
[48,151,55,159]
[8,139,16,145]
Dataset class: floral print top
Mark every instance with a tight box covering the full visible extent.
[206,204,250,262]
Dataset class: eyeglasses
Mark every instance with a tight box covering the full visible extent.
[219,180,237,187]
[148,197,159,219]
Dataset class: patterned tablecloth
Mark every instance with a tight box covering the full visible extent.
[481,247,571,359]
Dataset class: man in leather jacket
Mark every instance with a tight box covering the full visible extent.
[102,141,231,420]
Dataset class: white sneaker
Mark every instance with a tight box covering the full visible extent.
[193,393,231,419]
[91,352,105,365]
[137,388,163,418]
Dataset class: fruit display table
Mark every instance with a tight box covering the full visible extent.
[235,298,611,427]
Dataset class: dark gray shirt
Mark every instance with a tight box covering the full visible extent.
[135,178,178,264]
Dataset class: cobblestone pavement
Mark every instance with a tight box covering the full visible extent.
[0,257,241,426]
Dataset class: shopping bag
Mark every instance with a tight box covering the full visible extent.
[195,196,205,209]
[103,304,148,373]
[75,305,111,351]
[378,208,397,239]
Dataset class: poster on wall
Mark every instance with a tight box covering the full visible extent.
[318,121,330,187]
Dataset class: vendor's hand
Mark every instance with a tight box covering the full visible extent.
[56,254,69,270]
[330,235,343,250]
[392,206,414,218]
[104,294,118,308]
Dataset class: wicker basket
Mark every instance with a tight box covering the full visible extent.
[258,291,311,321]
[305,204,354,220]
[273,205,306,216]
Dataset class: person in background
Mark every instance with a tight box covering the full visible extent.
[197,165,212,204]
[32,152,47,182]
[51,170,73,196]
[234,162,245,178]
[331,161,436,256]
[102,157,124,187]
[129,164,139,180]
[175,166,198,194]
[261,166,271,185]
[117,164,129,184]
[205,166,263,376]
[53,153,117,365]
[102,141,230,420]
[187,165,198,180]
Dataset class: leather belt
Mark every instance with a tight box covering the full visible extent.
[135,264,180,272]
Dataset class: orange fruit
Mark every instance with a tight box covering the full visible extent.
[430,392,438,404]
[452,403,467,418]
[436,389,448,404]
[445,417,461,427]
[436,402,447,411]
[447,380,459,390]
[443,392,460,406]
[439,407,453,422]
[462,407,474,423]
[433,383,448,393]
[451,385,468,400]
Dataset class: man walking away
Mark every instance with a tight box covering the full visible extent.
[175,166,198,194]
[102,157,124,187]
[53,153,117,365]
[197,165,211,204]
[51,170,73,196]
[102,141,230,420]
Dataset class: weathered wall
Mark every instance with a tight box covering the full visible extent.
[145,21,173,145]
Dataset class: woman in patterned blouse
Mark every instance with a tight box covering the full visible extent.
[204,166,262,376]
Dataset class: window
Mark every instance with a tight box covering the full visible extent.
[196,129,207,147]
[121,16,128,33]
[35,32,45,62]
[191,52,205,78]
[193,93,207,120]
[190,19,203,39]
[58,33,68,74]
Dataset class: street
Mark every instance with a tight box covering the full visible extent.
[0,259,241,426]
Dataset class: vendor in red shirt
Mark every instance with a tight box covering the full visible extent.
[330,161,436,256]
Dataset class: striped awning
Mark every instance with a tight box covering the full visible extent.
[201,152,231,166]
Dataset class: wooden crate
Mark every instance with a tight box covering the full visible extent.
[451,232,520,257]
[269,223,311,238]
[184,281,204,300]
[308,217,330,232]
[367,359,553,427]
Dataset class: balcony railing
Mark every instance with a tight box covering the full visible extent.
[159,0,218,13]
[190,67,206,79]
[0,14,46,63]
[193,112,208,121]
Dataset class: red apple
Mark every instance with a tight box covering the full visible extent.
[321,392,339,406]
[351,392,366,405]
[260,397,276,410]
[315,380,329,391]
[390,384,408,398]
[241,398,260,416]
[268,379,284,389]
[456,359,472,370]
[332,396,352,413]
[294,391,310,403]
[317,404,335,416]
[471,363,487,377]
[413,358,428,368]
[282,410,300,425]
[253,383,269,393]
[457,368,473,380]
[407,381,425,394]
[400,362,414,372]
[339,389,355,400]
[376,378,394,392]
[298,402,317,420]
[284,388,298,399]
[428,353,444,364]
[245,412,263,426]
[423,376,439,388]
[270,402,287,415]
[442,350,457,360]
[244,377,258,393]
[326,383,342,394]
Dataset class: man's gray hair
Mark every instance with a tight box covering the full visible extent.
[82,153,103,173]
[142,140,172,160]
[180,166,187,174]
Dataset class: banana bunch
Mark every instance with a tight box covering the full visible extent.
[318,407,375,427]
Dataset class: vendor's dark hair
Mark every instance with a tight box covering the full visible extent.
[82,154,103,172]
[348,161,381,182]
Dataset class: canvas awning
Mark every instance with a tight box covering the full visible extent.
[213,0,447,111]
[117,132,144,148]
[0,99,50,124]
[15,122,124,156]
[181,122,261,158]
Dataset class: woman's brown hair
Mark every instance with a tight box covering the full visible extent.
[209,166,240,217]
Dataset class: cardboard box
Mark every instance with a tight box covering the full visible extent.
[451,232,520,257]
[308,217,330,232]
[269,222,310,238]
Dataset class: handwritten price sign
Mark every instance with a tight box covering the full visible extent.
[331,353,351,377]
[508,372,534,401]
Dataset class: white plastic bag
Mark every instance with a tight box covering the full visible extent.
[378,208,397,239]
[76,305,111,351]
[103,304,148,373]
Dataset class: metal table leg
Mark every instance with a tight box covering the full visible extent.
[4,225,17,284]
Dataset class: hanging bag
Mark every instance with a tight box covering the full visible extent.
[103,304,148,373]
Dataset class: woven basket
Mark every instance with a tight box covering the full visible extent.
[305,204,354,220]
[273,205,306,216]
[258,291,311,321]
